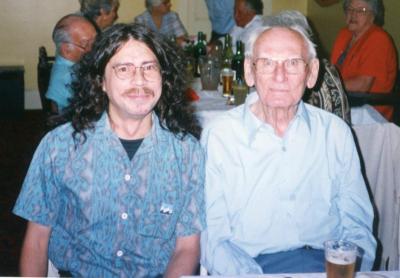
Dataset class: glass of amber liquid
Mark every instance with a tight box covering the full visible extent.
[221,68,234,97]
[324,240,358,278]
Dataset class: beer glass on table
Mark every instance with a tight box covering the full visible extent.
[324,240,358,278]
[221,68,234,97]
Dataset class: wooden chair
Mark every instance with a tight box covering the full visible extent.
[37,46,55,115]
[348,93,400,124]
[347,72,400,126]
[37,46,66,128]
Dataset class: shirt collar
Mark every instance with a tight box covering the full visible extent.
[244,15,263,29]
[55,55,75,66]
[96,111,166,150]
[241,91,311,143]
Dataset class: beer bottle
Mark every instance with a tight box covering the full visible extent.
[231,40,244,81]
[194,31,207,77]
[222,34,234,70]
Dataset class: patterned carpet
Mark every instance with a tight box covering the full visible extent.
[0,110,47,276]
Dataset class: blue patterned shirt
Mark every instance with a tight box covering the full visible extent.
[134,10,187,39]
[13,112,206,278]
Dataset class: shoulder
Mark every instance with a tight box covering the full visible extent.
[158,123,203,153]
[34,122,76,155]
[165,11,180,20]
[366,26,394,44]
[201,107,243,142]
[304,103,351,135]
[134,11,149,21]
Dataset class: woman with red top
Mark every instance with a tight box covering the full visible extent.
[331,0,397,120]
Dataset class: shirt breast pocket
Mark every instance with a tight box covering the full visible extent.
[137,200,180,240]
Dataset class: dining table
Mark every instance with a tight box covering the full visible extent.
[191,78,400,271]
[182,270,400,278]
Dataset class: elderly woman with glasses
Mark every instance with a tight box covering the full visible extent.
[134,0,188,46]
[330,0,397,121]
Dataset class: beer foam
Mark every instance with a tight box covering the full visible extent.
[326,250,357,265]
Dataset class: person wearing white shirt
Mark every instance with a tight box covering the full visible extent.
[201,10,376,276]
[230,0,264,50]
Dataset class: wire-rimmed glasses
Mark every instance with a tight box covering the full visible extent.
[344,7,371,16]
[112,62,161,82]
[252,57,308,75]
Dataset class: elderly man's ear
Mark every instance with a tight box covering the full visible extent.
[306,58,320,89]
[244,58,255,87]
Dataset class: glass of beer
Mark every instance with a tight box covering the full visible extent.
[221,68,234,97]
[324,240,358,278]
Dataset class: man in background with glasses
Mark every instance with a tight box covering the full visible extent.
[201,10,376,275]
[45,14,96,114]
[14,23,205,277]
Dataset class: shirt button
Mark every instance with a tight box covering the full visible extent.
[121,212,128,220]
[116,250,124,257]
[124,174,131,181]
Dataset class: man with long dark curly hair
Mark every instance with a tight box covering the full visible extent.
[14,23,205,277]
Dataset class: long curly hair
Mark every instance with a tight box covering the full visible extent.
[67,22,201,141]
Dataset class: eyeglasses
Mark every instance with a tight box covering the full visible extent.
[252,57,308,75]
[66,40,94,52]
[112,62,161,81]
[345,7,371,16]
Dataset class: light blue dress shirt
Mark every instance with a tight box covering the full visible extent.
[13,112,206,277]
[134,10,187,39]
[45,55,75,111]
[200,92,376,275]
[204,0,235,34]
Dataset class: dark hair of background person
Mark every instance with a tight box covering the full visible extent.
[79,0,120,32]
[80,0,118,20]
[343,0,385,26]
[67,22,201,141]
[244,0,264,15]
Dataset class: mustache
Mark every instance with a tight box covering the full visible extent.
[122,87,155,96]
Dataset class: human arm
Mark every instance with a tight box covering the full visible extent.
[163,234,200,278]
[50,100,59,114]
[200,125,262,275]
[170,12,188,47]
[343,75,374,93]
[20,221,51,276]
[335,126,376,270]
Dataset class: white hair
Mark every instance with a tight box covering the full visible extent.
[245,10,317,61]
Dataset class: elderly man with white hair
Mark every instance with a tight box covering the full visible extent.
[134,0,187,45]
[200,10,376,275]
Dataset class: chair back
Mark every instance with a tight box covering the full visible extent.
[304,58,351,124]
[37,46,55,114]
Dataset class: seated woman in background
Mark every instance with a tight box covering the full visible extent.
[134,0,187,46]
[330,0,397,121]
[79,0,120,33]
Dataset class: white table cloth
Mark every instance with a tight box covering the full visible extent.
[193,81,400,271]
[182,270,400,277]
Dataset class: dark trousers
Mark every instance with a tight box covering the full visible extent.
[254,247,325,274]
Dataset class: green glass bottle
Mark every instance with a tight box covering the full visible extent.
[231,40,244,81]
[222,34,234,70]
[194,31,207,77]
